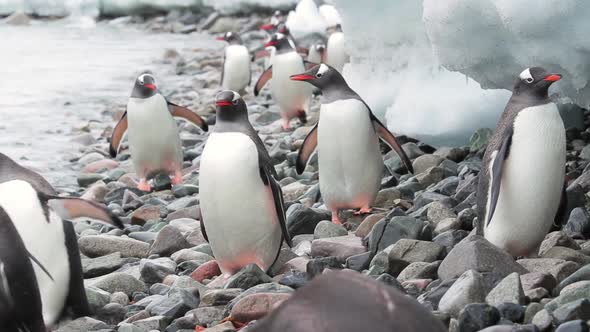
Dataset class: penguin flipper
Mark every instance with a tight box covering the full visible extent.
[304,60,319,70]
[370,115,414,174]
[109,111,128,158]
[199,207,209,243]
[27,250,53,281]
[254,65,273,96]
[260,167,292,247]
[42,195,124,229]
[167,101,209,132]
[486,129,513,227]
[295,124,318,174]
[62,220,91,318]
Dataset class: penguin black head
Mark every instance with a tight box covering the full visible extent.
[290,63,346,90]
[216,31,242,45]
[265,33,293,52]
[314,44,326,53]
[215,90,248,122]
[513,67,562,98]
[131,73,157,99]
[275,23,290,35]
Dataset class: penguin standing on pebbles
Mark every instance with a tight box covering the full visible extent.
[292,64,413,224]
[109,73,208,191]
[255,33,314,130]
[0,179,123,329]
[217,32,251,94]
[477,67,566,257]
[199,91,291,277]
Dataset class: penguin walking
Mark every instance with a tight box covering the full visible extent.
[325,24,348,73]
[255,33,314,130]
[0,179,123,329]
[109,73,208,191]
[199,91,291,277]
[477,67,565,257]
[248,271,446,332]
[217,32,251,95]
[291,64,413,224]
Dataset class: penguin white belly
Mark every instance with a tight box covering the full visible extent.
[0,182,70,326]
[307,48,322,64]
[127,95,183,178]
[199,133,282,274]
[485,103,565,256]
[271,52,312,115]
[222,45,250,92]
[326,32,348,73]
[317,99,383,210]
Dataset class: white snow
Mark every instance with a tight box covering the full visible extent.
[285,0,327,38]
[333,0,590,141]
[204,0,297,14]
[319,4,341,27]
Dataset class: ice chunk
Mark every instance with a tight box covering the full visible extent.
[285,0,327,38]
[333,0,590,143]
[204,0,297,15]
[319,4,341,27]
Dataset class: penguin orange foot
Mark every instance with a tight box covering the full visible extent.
[331,212,343,225]
[172,171,183,185]
[138,179,152,192]
[353,207,372,215]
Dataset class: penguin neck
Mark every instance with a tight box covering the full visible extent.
[215,111,252,134]
[320,82,359,104]
[510,90,551,109]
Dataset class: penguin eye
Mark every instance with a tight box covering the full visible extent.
[524,77,534,84]
[316,73,323,78]
[232,99,239,105]
[138,79,144,85]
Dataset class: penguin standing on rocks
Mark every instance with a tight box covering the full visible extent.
[217,32,251,94]
[325,24,348,73]
[199,91,291,277]
[291,64,413,224]
[255,33,314,130]
[109,73,208,191]
[0,179,124,329]
[477,67,566,257]
[248,271,446,332]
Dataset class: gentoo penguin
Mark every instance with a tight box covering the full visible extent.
[291,64,413,224]
[255,33,314,130]
[0,180,124,328]
[217,32,251,95]
[0,152,56,195]
[248,271,447,332]
[109,73,208,191]
[256,24,308,63]
[199,91,291,276]
[0,206,46,332]
[325,24,348,73]
[477,67,565,257]
[260,10,285,33]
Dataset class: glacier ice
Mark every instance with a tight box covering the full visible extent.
[285,0,327,38]
[204,0,297,15]
[333,0,590,142]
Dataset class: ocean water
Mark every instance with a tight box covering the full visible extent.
[0,19,210,189]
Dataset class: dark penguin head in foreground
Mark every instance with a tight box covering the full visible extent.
[290,63,347,91]
[248,271,446,332]
[215,90,249,124]
[264,33,293,53]
[216,31,243,45]
[513,67,561,99]
[131,73,157,99]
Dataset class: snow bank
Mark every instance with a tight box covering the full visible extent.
[204,0,297,15]
[333,0,590,141]
[285,0,326,38]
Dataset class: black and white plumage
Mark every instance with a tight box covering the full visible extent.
[217,32,251,94]
[291,64,413,225]
[199,91,291,276]
[0,179,123,329]
[477,67,566,257]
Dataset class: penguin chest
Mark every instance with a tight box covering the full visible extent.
[271,52,311,113]
[485,103,566,256]
[0,187,70,326]
[199,133,282,274]
[317,99,383,209]
[126,95,182,175]
[327,32,348,72]
[223,45,250,91]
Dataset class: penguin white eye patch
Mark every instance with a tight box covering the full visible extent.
[137,74,155,85]
[317,64,329,77]
[519,68,534,83]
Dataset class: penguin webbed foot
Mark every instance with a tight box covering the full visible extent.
[331,211,343,225]
[353,207,373,216]
[171,171,183,185]
[137,179,152,192]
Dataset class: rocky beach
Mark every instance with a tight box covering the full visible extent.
[4,7,590,332]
